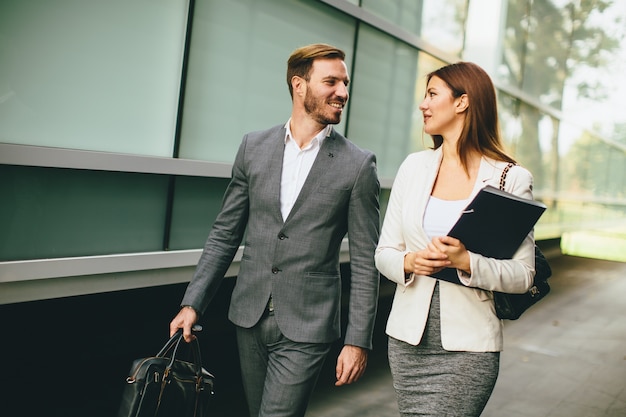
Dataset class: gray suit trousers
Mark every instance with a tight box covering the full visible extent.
[236,311,332,417]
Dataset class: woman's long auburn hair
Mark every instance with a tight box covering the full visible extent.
[426,62,516,173]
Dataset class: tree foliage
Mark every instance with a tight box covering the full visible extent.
[499,0,621,193]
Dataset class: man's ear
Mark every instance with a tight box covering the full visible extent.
[455,94,468,113]
[292,76,305,97]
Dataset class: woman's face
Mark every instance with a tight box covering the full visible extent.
[419,75,461,137]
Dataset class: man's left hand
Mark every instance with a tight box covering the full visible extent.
[335,344,368,386]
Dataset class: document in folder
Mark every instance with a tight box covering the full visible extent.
[430,185,547,284]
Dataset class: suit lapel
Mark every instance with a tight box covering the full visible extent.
[283,131,338,224]
[268,128,287,219]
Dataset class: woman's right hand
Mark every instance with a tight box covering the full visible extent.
[404,248,451,276]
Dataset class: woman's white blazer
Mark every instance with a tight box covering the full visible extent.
[375,147,536,352]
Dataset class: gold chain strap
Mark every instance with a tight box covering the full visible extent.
[499,163,516,190]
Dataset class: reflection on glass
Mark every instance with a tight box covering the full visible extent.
[347,25,418,178]
[0,0,187,156]
[0,165,169,261]
[361,0,467,56]
[420,0,467,55]
[178,0,355,162]
[348,25,450,179]
[498,91,626,240]
[497,0,626,241]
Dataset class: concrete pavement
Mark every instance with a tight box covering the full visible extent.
[306,255,626,417]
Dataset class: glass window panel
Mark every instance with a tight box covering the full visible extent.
[361,0,467,56]
[497,95,552,192]
[543,121,626,240]
[520,1,568,107]
[497,0,626,244]
[496,0,531,87]
[499,0,625,135]
[361,0,423,34]
[348,26,419,179]
[497,93,558,238]
[560,122,626,201]
[168,176,231,250]
[463,0,506,72]
[0,0,187,156]
[178,0,356,162]
[419,0,468,56]
[498,91,626,239]
[0,166,169,261]
[348,26,446,179]
[559,2,626,140]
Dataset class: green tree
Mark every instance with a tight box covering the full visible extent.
[499,0,620,193]
[563,123,626,197]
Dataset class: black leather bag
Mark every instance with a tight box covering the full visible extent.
[493,244,552,319]
[493,163,552,320]
[117,329,214,417]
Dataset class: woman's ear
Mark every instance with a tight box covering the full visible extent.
[455,94,469,113]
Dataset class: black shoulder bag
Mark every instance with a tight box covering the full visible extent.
[492,163,553,320]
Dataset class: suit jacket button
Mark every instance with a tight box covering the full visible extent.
[271,267,279,274]
[278,233,287,240]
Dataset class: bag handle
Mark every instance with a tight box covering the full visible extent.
[156,325,203,357]
[156,327,204,378]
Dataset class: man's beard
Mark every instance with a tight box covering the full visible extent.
[304,87,343,125]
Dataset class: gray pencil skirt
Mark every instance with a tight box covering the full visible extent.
[387,283,500,417]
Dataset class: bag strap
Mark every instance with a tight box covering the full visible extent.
[500,162,551,280]
[499,162,516,191]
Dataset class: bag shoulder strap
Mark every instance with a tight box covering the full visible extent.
[499,162,517,191]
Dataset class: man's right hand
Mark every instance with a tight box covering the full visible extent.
[169,306,199,343]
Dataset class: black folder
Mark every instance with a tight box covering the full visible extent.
[431,185,547,284]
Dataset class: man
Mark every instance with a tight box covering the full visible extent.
[169,43,380,417]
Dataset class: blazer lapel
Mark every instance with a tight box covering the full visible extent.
[472,157,500,198]
[414,147,443,225]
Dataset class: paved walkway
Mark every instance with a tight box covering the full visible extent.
[306,255,626,417]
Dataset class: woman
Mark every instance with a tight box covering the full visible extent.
[375,62,536,417]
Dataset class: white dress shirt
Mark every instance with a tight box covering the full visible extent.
[280,120,331,221]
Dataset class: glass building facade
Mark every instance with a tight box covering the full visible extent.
[1,0,625,304]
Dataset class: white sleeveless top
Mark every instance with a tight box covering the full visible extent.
[423,196,469,240]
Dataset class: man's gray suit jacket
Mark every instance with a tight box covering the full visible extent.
[181,124,380,349]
